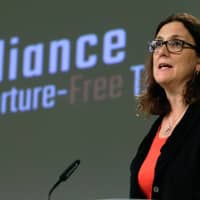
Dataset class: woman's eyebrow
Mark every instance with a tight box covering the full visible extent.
[155,34,184,40]
[155,36,163,40]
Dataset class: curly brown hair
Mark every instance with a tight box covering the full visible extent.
[138,13,200,116]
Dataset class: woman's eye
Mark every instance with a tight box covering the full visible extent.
[171,40,181,46]
[155,41,163,48]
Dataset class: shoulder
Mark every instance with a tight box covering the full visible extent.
[185,102,200,121]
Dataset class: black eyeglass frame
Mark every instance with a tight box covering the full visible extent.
[148,39,198,53]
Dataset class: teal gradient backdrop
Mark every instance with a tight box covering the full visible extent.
[0,1,200,199]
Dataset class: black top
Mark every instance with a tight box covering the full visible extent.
[130,102,200,200]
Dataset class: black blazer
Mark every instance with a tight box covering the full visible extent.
[130,102,200,200]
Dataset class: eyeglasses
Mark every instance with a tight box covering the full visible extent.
[148,39,197,53]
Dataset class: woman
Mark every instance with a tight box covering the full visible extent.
[130,13,200,200]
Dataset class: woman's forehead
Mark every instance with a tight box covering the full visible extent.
[156,21,194,41]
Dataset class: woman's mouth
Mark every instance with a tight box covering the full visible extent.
[158,63,173,69]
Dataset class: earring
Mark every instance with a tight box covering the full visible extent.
[195,70,200,76]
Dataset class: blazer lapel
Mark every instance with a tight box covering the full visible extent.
[154,103,200,177]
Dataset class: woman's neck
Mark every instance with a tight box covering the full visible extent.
[159,92,189,138]
[165,90,187,113]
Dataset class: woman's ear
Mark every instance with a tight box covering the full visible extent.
[196,57,200,71]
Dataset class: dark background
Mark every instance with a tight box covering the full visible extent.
[0,1,199,200]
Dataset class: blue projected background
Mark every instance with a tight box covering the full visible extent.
[0,1,200,200]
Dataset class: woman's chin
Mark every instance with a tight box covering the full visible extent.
[155,78,173,88]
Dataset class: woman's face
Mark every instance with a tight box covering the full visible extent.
[153,21,200,92]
